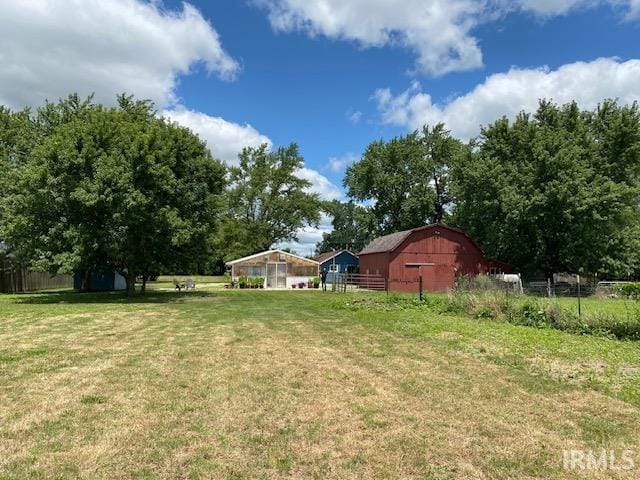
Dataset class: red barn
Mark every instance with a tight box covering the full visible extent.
[358,224,508,292]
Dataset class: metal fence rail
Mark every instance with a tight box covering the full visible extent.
[524,281,597,297]
[333,273,387,292]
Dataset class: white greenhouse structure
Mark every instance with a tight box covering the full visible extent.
[226,250,319,289]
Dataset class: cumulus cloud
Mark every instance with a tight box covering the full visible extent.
[257,0,487,75]
[0,0,239,109]
[295,168,344,200]
[276,214,333,255]
[328,153,359,172]
[164,109,343,204]
[516,0,640,16]
[346,109,363,124]
[626,0,640,17]
[164,106,272,164]
[257,0,640,75]
[165,107,343,253]
[373,58,640,140]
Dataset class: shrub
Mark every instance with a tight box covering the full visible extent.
[517,300,550,328]
[454,274,501,293]
[444,291,640,340]
[615,283,640,300]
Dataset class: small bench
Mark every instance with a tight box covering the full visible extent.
[173,277,185,292]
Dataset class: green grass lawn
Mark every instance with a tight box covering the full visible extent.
[1,289,640,479]
[152,275,229,291]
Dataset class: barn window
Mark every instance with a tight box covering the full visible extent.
[329,264,339,272]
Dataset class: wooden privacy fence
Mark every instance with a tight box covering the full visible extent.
[0,267,73,293]
[332,273,387,292]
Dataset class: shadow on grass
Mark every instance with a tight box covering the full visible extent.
[14,289,215,305]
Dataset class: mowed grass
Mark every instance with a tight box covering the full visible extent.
[1,290,640,479]
[153,275,229,291]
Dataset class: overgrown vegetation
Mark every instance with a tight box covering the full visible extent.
[617,282,640,300]
[339,290,640,341]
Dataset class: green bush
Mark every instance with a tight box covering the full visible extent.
[444,292,633,339]
[615,283,640,300]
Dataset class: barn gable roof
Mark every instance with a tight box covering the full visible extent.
[359,224,484,255]
[359,231,412,255]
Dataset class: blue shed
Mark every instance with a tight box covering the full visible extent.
[315,250,359,283]
[73,271,127,292]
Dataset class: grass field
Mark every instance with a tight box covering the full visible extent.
[2,288,640,479]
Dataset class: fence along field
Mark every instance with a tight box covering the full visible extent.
[0,267,73,293]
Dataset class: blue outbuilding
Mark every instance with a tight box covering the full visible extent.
[73,271,127,292]
[315,250,359,283]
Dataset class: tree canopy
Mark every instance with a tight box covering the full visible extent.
[344,123,464,235]
[217,143,321,259]
[325,101,640,279]
[452,100,640,278]
[1,94,226,295]
[316,200,373,254]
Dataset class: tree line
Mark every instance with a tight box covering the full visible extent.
[0,95,320,295]
[319,100,640,280]
[1,94,639,294]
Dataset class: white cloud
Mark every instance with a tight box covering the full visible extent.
[164,107,343,202]
[164,106,272,164]
[347,109,363,124]
[257,0,487,75]
[515,0,591,15]
[328,153,359,172]
[295,168,344,200]
[515,0,639,16]
[373,58,640,140]
[626,0,640,17]
[164,106,342,252]
[276,214,333,255]
[257,1,640,76]
[0,0,239,109]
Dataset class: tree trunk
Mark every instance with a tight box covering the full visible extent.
[141,275,148,294]
[125,273,136,297]
[80,269,91,292]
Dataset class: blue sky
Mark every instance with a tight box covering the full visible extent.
[166,0,640,190]
[1,0,640,253]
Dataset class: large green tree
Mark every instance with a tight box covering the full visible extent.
[3,94,226,295]
[217,143,321,259]
[0,106,37,230]
[344,123,465,235]
[315,200,374,254]
[452,100,640,278]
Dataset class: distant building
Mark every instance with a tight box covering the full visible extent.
[359,224,509,292]
[226,249,319,288]
[73,271,126,292]
[315,250,359,283]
